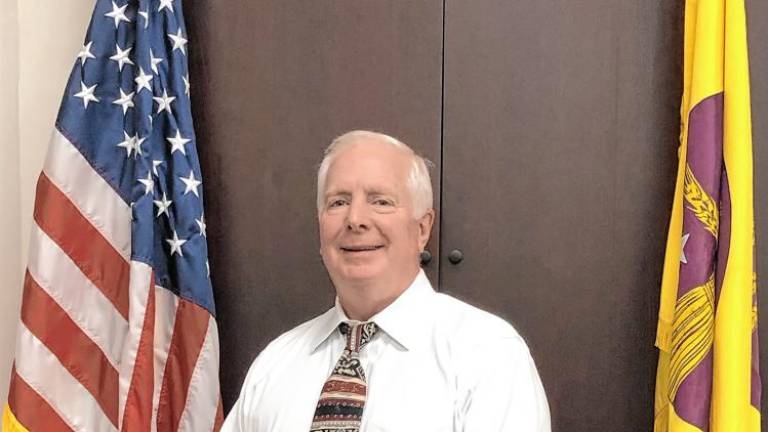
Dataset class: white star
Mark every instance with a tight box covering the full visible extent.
[166,230,187,257]
[138,171,155,195]
[134,67,153,93]
[74,81,99,108]
[182,74,190,96]
[109,44,134,71]
[206,260,210,277]
[167,28,188,55]
[139,9,149,29]
[680,233,690,264]
[154,193,173,218]
[180,170,202,197]
[158,0,174,13]
[195,214,207,237]
[147,114,153,127]
[150,49,164,74]
[116,131,136,156]
[105,1,130,28]
[112,88,135,114]
[153,89,176,114]
[167,129,191,155]
[134,136,146,156]
[152,160,163,176]
[77,41,96,66]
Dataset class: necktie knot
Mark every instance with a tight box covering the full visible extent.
[339,321,378,353]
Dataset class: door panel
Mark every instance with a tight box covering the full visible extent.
[186,1,443,410]
[442,1,683,429]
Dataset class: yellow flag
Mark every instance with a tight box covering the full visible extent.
[654,0,760,431]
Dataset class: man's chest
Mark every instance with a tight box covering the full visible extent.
[251,350,458,432]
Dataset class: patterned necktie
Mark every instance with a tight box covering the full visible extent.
[310,321,379,432]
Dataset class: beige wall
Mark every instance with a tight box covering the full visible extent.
[1,0,93,407]
[0,0,21,406]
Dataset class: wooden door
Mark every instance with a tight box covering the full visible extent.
[185,1,444,409]
[441,0,767,430]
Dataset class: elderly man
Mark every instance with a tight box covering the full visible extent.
[222,131,550,431]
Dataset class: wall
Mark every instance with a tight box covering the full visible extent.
[0,0,21,407]
[0,0,93,407]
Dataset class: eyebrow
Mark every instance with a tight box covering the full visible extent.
[324,188,397,198]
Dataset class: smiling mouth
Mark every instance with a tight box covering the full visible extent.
[340,245,385,252]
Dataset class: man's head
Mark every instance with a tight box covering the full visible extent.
[317,131,435,298]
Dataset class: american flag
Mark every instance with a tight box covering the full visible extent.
[2,0,223,431]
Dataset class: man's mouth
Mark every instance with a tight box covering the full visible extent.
[340,245,385,252]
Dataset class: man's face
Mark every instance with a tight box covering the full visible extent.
[319,141,431,288]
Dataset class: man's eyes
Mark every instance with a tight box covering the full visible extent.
[326,198,395,208]
[328,199,348,208]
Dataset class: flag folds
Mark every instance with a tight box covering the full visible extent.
[654,0,760,431]
[3,0,223,430]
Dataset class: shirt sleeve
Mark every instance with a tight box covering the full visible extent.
[458,337,551,432]
[220,345,272,432]
[220,369,253,432]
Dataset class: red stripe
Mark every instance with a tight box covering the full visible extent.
[156,299,211,432]
[121,282,156,431]
[20,270,119,427]
[212,398,224,432]
[7,366,74,432]
[33,173,129,320]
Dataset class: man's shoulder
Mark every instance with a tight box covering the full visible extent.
[241,308,334,384]
[430,291,527,348]
[259,307,333,358]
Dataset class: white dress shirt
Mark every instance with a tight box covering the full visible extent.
[222,270,550,432]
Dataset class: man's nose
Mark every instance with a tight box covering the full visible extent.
[346,199,369,231]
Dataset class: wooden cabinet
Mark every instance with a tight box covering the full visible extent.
[187,1,768,429]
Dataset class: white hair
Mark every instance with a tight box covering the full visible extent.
[316,130,433,219]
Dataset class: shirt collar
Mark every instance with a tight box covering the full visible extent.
[309,269,435,353]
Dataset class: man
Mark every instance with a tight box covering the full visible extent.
[222,130,550,431]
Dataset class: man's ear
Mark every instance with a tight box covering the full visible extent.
[417,208,435,250]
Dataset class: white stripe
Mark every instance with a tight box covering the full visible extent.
[15,323,117,432]
[43,128,131,261]
[150,286,179,432]
[27,222,127,367]
[117,261,153,427]
[176,318,220,432]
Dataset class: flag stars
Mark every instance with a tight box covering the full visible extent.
[167,129,191,155]
[150,49,164,74]
[196,214,207,237]
[680,233,690,264]
[74,81,99,108]
[134,136,146,156]
[113,89,135,114]
[182,74,190,96]
[117,131,136,156]
[77,41,95,66]
[180,170,202,197]
[154,193,173,218]
[166,230,187,257]
[134,67,153,93]
[139,9,149,29]
[168,28,188,55]
[152,160,163,176]
[110,44,135,71]
[105,1,130,28]
[153,89,176,114]
[138,171,155,195]
[158,0,174,13]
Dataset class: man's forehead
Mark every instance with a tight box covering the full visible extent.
[326,144,410,180]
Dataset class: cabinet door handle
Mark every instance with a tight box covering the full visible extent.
[420,250,432,266]
[448,249,464,265]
